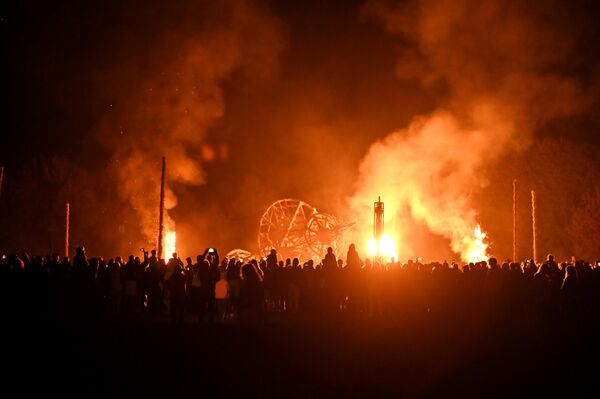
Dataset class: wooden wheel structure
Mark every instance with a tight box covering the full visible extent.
[225,248,253,262]
[304,213,351,258]
[258,199,353,260]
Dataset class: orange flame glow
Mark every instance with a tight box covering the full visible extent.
[163,229,177,260]
[368,234,398,262]
[462,224,488,263]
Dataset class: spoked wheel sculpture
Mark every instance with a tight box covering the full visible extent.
[258,199,354,260]
[304,213,349,258]
[225,248,253,261]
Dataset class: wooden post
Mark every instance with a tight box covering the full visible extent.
[157,157,166,259]
[65,202,70,258]
[512,179,517,262]
[0,166,4,198]
[531,190,537,263]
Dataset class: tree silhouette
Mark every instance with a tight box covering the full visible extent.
[480,137,600,260]
[569,185,600,260]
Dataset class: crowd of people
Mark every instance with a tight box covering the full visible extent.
[2,243,600,326]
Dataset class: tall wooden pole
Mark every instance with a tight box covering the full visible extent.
[65,202,70,258]
[374,196,384,259]
[531,190,537,263]
[0,166,4,198]
[157,157,166,259]
[512,179,518,262]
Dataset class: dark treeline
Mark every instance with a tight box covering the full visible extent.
[2,138,600,261]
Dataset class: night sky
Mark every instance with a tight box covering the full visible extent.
[2,0,414,168]
[2,0,600,260]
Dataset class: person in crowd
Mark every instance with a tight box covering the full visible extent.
[166,262,187,325]
[215,260,229,321]
[287,258,301,313]
[239,262,264,324]
[122,255,137,313]
[189,248,220,324]
[561,264,581,316]
[2,242,600,329]
[321,247,338,314]
[345,244,363,313]
[106,258,122,314]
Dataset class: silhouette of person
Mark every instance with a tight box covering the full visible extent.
[166,263,187,324]
[239,263,264,324]
[560,265,580,317]
[345,243,363,313]
[145,249,163,314]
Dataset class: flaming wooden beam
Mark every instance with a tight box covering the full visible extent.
[158,156,166,259]
[65,202,70,258]
[531,190,537,263]
[513,179,518,262]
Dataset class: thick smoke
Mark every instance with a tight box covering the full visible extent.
[349,0,589,261]
[96,0,285,249]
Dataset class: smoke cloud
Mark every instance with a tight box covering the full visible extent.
[348,0,590,261]
[96,0,285,250]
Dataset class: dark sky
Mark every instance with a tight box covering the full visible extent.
[2,0,598,165]
[1,0,600,258]
[1,0,416,167]
[0,0,425,252]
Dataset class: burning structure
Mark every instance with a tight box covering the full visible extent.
[156,157,177,260]
[20,0,589,262]
[367,197,398,262]
[257,199,353,260]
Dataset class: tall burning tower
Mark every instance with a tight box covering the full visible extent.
[373,196,384,256]
[368,196,398,262]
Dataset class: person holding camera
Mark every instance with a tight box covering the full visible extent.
[189,248,220,324]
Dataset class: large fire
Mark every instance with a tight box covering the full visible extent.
[163,229,177,260]
[347,110,498,265]
[462,224,488,263]
[368,234,398,262]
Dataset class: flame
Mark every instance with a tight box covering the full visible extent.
[163,229,177,260]
[463,224,488,263]
[368,234,398,262]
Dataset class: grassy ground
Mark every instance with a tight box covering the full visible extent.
[5,309,599,398]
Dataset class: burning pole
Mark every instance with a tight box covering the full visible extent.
[374,196,384,258]
[65,202,70,258]
[531,190,537,263]
[513,179,518,262]
[157,156,166,259]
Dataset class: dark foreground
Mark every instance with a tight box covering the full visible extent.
[5,312,600,399]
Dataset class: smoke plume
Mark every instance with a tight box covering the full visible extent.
[96,0,285,249]
[349,0,589,261]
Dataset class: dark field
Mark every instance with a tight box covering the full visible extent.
[6,311,599,399]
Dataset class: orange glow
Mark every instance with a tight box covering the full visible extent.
[218,143,229,160]
[347,110,500,264]
[463,224,488,263]
[163,229,177,259]
[201,144,215,162]
[368,234,398,261]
